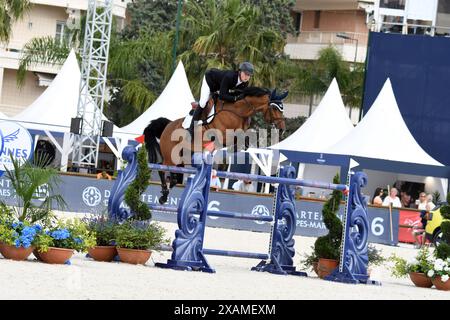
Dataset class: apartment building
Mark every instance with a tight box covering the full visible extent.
[0,0,130,117]
[284,0,450,121]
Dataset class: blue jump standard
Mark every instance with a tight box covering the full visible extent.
[111,147,378,284]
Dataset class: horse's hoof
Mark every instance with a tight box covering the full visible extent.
[159,195,168,204]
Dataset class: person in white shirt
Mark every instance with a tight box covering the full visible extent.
[417,192,428,210]
[210,169,221,191]
[232,179,255,193]
[426,193,435,211]
[382,187,402,208]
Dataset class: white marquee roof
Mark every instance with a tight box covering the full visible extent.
[326,78,443,166]
[116,61,194,137]
[11,49,117,134]
[270,78,354,152]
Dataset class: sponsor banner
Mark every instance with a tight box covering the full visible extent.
[0,174,399,245]
[398,210,421,243]
[0,121,33,176]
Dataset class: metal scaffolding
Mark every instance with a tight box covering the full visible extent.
[72,0,113,169]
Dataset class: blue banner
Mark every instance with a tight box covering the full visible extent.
[0,174,398,245]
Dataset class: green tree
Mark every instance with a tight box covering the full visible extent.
[0,0,31,43]
[178,0,288,95]
[121,0,178,38]
[292,46,364,117]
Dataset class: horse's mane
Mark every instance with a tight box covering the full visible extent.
[242,86,270,97]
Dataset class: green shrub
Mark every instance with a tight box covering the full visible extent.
[313,173,342,261]
[124,145,151,220]
[83,214,116,246]
[115,220,167,250]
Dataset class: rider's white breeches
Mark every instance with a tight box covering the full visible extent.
[199,76,211,109]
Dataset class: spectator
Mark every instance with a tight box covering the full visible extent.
[416,192,428,210]
[382,187,401,208]
[412,210,429,249]
[210,169,221,191]
[372,187,384,206]
[400,190,413,208]
[232,179,255,193]
[426,194,436,211]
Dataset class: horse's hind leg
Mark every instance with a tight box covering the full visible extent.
[158,170,170,204]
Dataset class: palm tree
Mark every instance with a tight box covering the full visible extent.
[0,0,31,43]
[2,155,66,223]
[178,0,286,95]
[292,46,364,117]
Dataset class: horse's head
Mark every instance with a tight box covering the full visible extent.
[265,88,287,135]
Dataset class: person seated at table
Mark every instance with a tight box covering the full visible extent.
[372,187,384,206]
[382,187,401,208]
[232,179,255,193]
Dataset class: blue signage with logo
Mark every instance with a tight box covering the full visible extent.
[0,121,33,177]
[0,173,399,246]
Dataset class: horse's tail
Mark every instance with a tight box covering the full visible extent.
[143,117,171,164]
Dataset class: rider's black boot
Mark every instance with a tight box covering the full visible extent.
[187,106,203,138]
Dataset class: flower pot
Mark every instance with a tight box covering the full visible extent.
[312,262,319,277]
[432,276,450,291]
[88,246,117,262]
[117,247,152,265]
[0,243,34,261]
[318,258,339,279]
[409,272,433,288]
[39,247,74,264]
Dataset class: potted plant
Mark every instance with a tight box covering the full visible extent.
[427,258,450,291]
[84,214,117,262]
[0,207,43,261]
[115,219,167,265]
[34,218,96,264]
[1,154,66,224]
[390,246,434,288]
[314,174,343,279]
[299,246,319,276]
[430,192,450,290]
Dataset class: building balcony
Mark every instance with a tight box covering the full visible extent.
[0,48,61,74]
[30,0,130,18]
[285,31,368,63]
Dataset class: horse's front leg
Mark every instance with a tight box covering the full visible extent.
[158,170,170,204]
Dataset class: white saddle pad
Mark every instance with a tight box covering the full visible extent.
[181,105,215,129]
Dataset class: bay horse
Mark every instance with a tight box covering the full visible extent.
[144,86,287,204]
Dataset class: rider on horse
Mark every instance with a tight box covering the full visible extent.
[187,62,255,137]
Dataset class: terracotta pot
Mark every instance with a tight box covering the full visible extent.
[39,247,74,264]
[409,272,433,288]
[318,258,339,279]
[117,247,152,265]
[0,243,34,261]
[432,276,450,291]
[312,262,319,276]
[88,246,117,262]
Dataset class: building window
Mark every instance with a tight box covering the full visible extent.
[55,21,67,45]
[313,11,321,29]
[294,12,302,33]
[380,0,406,10]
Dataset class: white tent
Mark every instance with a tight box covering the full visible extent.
[12,49,117,133]
[116,61,194,137]
[326,78,443,167]
[246,79,353,193]
[0,111,8,119]
[270,78,354,152]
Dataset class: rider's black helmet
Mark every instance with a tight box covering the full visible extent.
[238,62,254,75]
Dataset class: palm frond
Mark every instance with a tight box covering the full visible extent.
[17,36,70,87]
